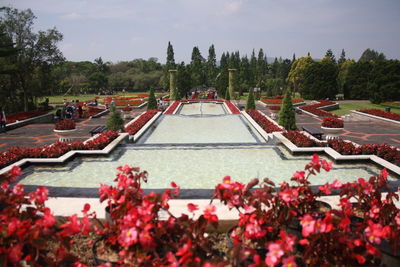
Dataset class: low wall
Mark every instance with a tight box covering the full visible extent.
[351,110,400,125]
[6,113,54,130]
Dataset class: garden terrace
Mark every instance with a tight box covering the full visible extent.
[300,100,339,117]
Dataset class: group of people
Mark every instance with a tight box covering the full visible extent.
[0,107,6,132]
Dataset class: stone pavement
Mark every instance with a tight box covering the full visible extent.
[256,102,400,148]
[0,108,146,153]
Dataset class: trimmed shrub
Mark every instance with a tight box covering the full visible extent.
[245,88,255,110]
[278,89,297,130]
[106,105,124,132]
[147,88,158,110]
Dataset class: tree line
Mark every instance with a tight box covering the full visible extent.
[1,7,399,113]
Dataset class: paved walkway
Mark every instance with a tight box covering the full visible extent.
[256,101,400,148]
[0,108,146,153]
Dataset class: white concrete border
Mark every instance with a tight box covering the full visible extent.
[6,112,53,129]
[132,112,162,142]
[351,110,400,125]
[0,133,129,175]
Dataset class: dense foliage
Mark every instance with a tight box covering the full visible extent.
[321,117,344,128]
[54,119,76,130]
[147,88,157,110]
[245,88,255,110]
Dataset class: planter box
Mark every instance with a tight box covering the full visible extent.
[6,113,53,130]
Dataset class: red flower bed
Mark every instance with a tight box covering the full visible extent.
[182,99,224,102]
[283,130,320,147]
[327,138,360,155]
[246,109,282,133]
[225,101,241,114]
[321,117,344,128]
[122,105,133,112]
[300,100,338,118]
[85,107,105,118]
[125,110,158,135]
[138,93,149,98]
[0,130,119,170]
[164,101,180,114]
[6,110,47,124]
[54,119,76,130]
[261,98,304,104]
[269,105,281,111]
[358,109,400,122]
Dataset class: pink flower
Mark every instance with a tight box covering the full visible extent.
[321,160,333,172]
[119,227,138,246]
[364,220,391,244]
[300,214,316,237]
[203,204,218,223]
[292,171,305,183]
[187,203,199,213]
[9,166,22,178]
[245,220,266,239]
[311,154,321,172]
[265,243,284,266]
[12,184,24,196]
[29,186,49,204]
[395,212,400,226]
[279,188,298,203]
[282,256,297,267]
[244,205,256,214]
[318,183,331,195]
[381,168,389,180]
[331,179,342,189]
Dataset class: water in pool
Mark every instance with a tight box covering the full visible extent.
[16,102,397,192]
[19,144,389,189]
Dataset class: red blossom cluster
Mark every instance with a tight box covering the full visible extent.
[300,100,339,117]
[125,110,158,135]
[261,98,304,104]
[224,101,241,114]
[97,165,221,265]
[54,119,76,130]
[321,117,344,128]
[359,109,400,122]
[164,101,180,114]
[181,99,224,102]
[0,130,119,170]
[5,110,47,124]
[246,109,282,133]
[0,166,94,266]
[212,154,400,266]
[283,130,320,147]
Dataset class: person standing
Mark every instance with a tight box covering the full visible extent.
[0,107,6,132]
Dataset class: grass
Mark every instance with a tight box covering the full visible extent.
[331,102,400,116]
[39,92,166,104]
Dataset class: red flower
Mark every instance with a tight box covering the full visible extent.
[187,203,199,213]
[321,117,344,128]
[265,243,284,266]
[203,204,218,223]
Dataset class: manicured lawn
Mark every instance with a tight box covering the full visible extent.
[39,91,166,104]
[331,102,400,116]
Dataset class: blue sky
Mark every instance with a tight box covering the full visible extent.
[3,0,400,63]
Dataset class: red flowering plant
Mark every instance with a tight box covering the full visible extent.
[246,109,282,133]
[212,154,400,266]
[96,165,226,265]
[54,119,76,130]
[225,101,241,114]
[283,130,321,147]
[0,166,94,266]
[359,109,400,122]
[300,100,339,118]
[269,105,281,111]
[321,117,344,128]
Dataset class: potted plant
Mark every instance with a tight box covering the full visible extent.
[54,119,76,142]
[321,117,344,139]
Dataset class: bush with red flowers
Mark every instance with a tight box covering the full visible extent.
[0,130,119,170]
[125,109,158,135]
[246,109,282,133]
[300,100,339,117]
[0,166,94,266]
[225,101,241,114]
[358,109,400,122]
[321,117,344,128]
[1,154,400,265]
[6,110,47,124]
[283,130,321,147]
[54,119,76,130]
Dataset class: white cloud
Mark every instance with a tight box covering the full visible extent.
[60,12,82,20]
[217,0,243,16]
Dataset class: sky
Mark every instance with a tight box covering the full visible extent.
[2,0,400,63]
